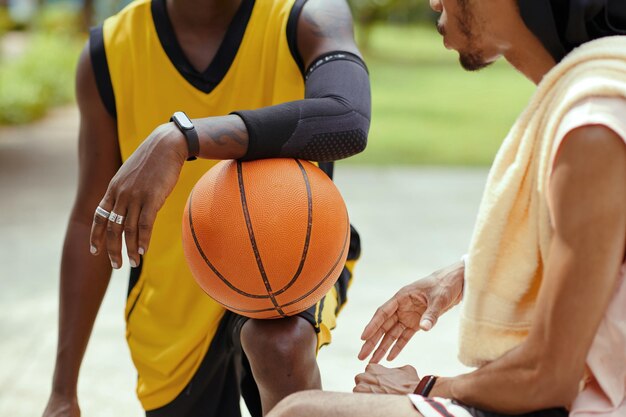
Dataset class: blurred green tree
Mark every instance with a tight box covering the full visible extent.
[0,0,10,34]
[348,0,435,50]
[82,0,93,30]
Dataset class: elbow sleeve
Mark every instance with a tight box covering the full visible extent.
[233,52,371,162]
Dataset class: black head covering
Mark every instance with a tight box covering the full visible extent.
[518,0,626,62]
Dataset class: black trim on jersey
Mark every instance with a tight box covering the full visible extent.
[127,259,142,298]
[458,402,568,417]
[305,51,368,80]
[151,0,255,94]
[126,259,144,321]
[316,294,325,327]
[286,0,307,76]
[333,224,361,311]
[89,25,117,119]
[126,283,144,321]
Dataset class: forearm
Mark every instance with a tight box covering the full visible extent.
[52,218,112,394]
[164,56,371,163]
[430,342,573,413]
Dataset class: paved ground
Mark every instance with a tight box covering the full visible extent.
[0,107,486,416]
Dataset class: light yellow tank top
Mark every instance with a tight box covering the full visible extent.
[96,0,305,408]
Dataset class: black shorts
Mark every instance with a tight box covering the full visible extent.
[145,311,260,417]
[146,230,360,417]
[461,405,568,417]
[409,395,568,417]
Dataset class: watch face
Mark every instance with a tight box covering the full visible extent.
[173,111,194,130]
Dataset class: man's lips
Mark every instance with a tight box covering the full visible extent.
[436,21,452,49]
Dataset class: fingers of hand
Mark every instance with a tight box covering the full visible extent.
[354,372,367,386]
[387,328,416,361]
[92,187,157,269]
[137,206,157,257]
[364,362,386,374]
[370,321,405,364]
[399,364,417,374]
[353,383,368,393]
[360,300,401,360]
[353,382,379,393]
[353,383,385,394]
[353,368,381,393]
[359,314,398,361]
[361,300,397,340]
[123,204,141,268]
[358,337,379,362]
[106,201,127,269]
[420,295,447,331]
[90,198,113,255]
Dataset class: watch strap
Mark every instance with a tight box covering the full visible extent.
[184,127,199,161]
[414,375,438,397]
[170,112,199,161]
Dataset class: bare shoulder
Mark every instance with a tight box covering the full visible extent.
[557,124,626,171]
[75,40,117,128]
[75,43,94,103]
[297,0,362,69]
[76,42,104,112]
[551,124,626,233]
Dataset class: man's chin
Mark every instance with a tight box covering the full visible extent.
[459,52,493,72]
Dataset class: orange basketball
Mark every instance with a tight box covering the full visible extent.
[182,158,350,319]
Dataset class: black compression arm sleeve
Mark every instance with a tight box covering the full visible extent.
[232,52,371,162]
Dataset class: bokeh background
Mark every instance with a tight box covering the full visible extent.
[0,1,534,416]
[0,0,534,163]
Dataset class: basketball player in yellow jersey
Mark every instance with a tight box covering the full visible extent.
[42,0,370,416]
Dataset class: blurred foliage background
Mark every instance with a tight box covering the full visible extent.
[0,0,534,165]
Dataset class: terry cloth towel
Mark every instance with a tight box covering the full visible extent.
[459,36,626,366]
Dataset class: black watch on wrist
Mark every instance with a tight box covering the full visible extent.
[170,111,199,161]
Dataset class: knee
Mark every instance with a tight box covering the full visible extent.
[240,316,317,369]
[268,390,323,417]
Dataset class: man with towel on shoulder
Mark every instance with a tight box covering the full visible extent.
[266,1,626,416]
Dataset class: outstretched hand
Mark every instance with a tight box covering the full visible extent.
[89,123,188,269]
[358,260,465,363]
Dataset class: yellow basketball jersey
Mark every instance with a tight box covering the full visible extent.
[91,0,306,409]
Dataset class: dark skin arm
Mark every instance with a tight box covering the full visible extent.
[357,126,626,413]
[43,45,121,417]
[89,0,364,270]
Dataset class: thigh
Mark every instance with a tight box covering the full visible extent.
[146,312,247,417]
[270,391,420,417]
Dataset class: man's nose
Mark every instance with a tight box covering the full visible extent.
[430,0,443,13]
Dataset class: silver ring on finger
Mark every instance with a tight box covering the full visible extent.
[115,215,125,225]
[95,206,110,219]
[108,212,118,222]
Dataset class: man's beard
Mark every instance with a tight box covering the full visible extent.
[455,0,493,72]
[459,51,492,71]
[438,19,491,71]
